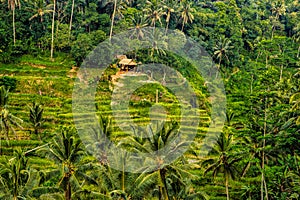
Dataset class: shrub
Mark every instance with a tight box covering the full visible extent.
[0,76,17,91]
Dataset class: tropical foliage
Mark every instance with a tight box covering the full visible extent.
[0,0,299,199]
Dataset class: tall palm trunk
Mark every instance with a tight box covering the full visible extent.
[51,0,56,59]
[242,153,255,177]
[12,8,16,45]
[65,178,71,200]
[109,0,117,41]
[225,175,229,200]
[69,0,75,40]
[158,169,169,200]
[181,20,185,32]
[165,19,170,35]
[261,96,269,200]
[216,56,222,78]
[122,161,125,192]
[165,11,171,34]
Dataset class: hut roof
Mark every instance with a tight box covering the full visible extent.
[116,55,127,60]
[118,59,137,66]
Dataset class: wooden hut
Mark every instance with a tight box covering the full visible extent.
[118,58,137,71]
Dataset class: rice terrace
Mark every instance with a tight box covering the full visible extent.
[0,0,299,199]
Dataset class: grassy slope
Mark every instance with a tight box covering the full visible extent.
[0,53,230,198]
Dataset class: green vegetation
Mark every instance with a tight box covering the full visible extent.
[0,0,299,199]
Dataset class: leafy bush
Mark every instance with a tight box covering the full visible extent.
[0,76,17,91]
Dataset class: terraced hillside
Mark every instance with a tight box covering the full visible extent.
[1,55,75,138]
[0,54,213,168]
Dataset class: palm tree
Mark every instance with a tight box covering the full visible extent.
[162,0,177,34]
[179,0,195,32]
[203,132,241,200]
[0,148,54,199]
[69,0,75,39]
[119,121,193,200]
[270,0,286,39]
[0,108,23,139]
[8,0,21,45]
[108,0,127,41]
[129,13,149,40]
[143,0,165,30]
[50,0,56,59]
[47,126,85,200]
[213,37,234,78]
[0,86,23,142]
[28,102,44,139]
[0,148,29,200]
[27,0,53,23]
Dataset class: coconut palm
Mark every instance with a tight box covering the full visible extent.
[0,148,56,199]
[270,0,286,39]
[129,13,149,40]
[203,132,241,200]
[47,126,86,200]
[8,0,21,45]
[162,0,178,34]
[143,0,165,29]
[0,86,23,141]
[179,0,195,32]
[0,108,23,140]
[27,0,53,23]
[213,37,234,78]
[0,148,31,200]
[119,121,195,200]
[108,0,127,41]
[28,102,44,139]
[69,0,75,38]
[50,0,56,59]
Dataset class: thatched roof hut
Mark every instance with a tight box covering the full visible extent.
[118,58,137,71]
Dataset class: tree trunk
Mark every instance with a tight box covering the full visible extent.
[13,8,16,45]
[165,20,169,35]
[280,65,283,82]
[109,0,117,41]
[250,74,254,94]
[261,165,264,200]
[35,127,41,141]
[225,176,230,200]
[216,57,222,79]
[181,21,185,32]
[158,186,163,200]
[242,154,254,177]
[261,95,269,200]
[165,12,170,35]
[69,0,75,40]
[122,163,125,192]
[51,0,56,59]
[65,179,71,200]
[264,176,269,200]
[297,45,300,58]
[158,169,169,200]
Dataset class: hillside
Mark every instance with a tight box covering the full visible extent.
[0,0,299,199]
